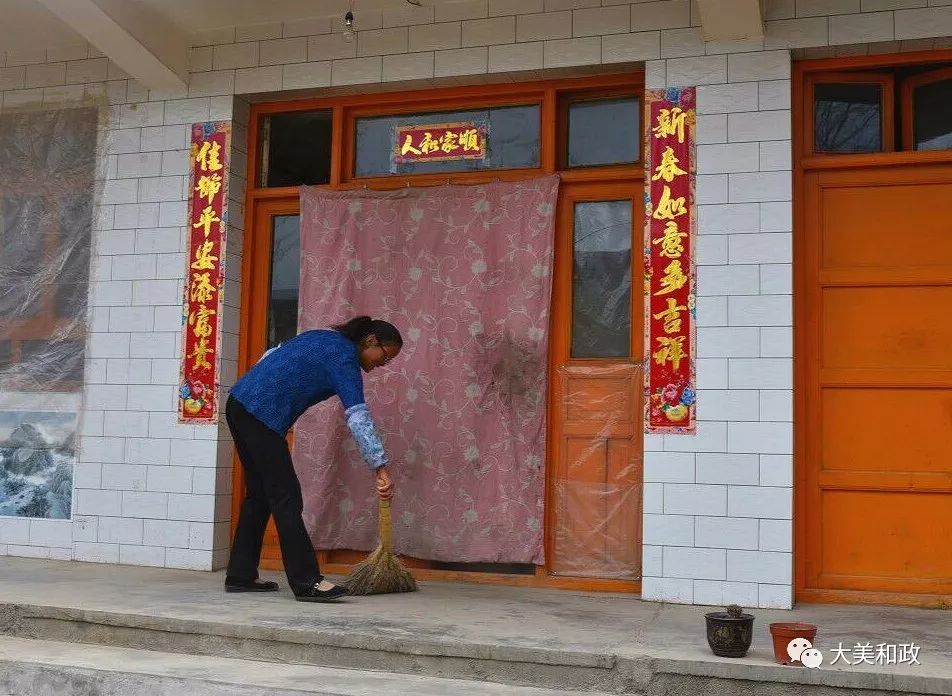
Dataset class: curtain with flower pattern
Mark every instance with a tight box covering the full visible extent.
[293,176,559,564]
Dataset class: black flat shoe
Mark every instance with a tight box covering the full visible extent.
[294,582,349,603]
[225,577,279,593]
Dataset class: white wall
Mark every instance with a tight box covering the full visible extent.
[0,0,950,605]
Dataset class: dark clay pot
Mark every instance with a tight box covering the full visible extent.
[705,608,755,658]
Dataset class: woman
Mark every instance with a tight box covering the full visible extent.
[224,316,402,602]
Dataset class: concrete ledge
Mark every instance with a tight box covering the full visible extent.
[4,602,950,695]
[0,636,608,696]
[3,603,635,694]
[0,558,949,696]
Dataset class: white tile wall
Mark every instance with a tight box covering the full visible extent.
[2,0,949,605]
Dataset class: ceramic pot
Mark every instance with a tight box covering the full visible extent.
[769,622,818,665]
[705,605,755,658]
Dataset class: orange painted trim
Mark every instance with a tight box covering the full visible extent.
[794,48,952,75]
[900,66,952,150]
[801,148,952,170]
[797,588,952,609]
[250,72,642,117]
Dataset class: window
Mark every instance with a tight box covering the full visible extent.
[566,96,640,167]
[259,110,333,187]
[807,62,952,155]
[0,106,95,521]
[903,67,952,151]
[353,104,540,177]
[267,214,301,348]
[0,107,95,393]
[813,81,887,153]
[571,201,632,358]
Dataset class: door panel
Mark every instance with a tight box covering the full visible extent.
[235,198,300,561]
[549,183,643,580]
[800,165,952,598]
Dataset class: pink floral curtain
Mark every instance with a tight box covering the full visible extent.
[293,176,559,564]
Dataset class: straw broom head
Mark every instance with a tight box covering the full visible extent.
[344,498,418,595]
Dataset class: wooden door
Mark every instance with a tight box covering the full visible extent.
[548,181,643,581]
[233,197,300,563]
[798,164,952,600]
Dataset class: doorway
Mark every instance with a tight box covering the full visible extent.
[237,74,645,592]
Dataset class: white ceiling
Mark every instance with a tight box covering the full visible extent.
[0,0,420,55]
[0,1,88,53]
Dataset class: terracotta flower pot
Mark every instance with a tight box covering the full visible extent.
[769,622,818,665]
[705,605,754,658]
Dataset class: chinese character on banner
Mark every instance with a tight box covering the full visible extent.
[393,122,486,167]
[180,121,230,422]
[644,88,696,434]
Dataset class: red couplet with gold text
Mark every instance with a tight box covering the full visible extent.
[179,122,230,422]
[644,88,696,434]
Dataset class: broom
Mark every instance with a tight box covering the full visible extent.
[343,498,418,595]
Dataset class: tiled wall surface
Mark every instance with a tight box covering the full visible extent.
[1,0,950,606]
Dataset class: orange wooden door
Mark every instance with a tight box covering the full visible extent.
[798,163,952,601]
[234,197,300,563]
[548,181,643,581]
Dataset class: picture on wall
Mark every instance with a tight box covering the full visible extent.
[0,410,76,519]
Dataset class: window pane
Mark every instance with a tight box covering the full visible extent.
[567,97,640,167]
[814,83,882,153]
[261,110,333,187]
[913,78,952,151]
[355,105,540,177]
[268,214,300,348]
[572,201,632,358]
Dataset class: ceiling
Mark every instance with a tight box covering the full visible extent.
[0,0,423,55]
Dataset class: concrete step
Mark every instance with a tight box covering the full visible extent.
[0,636,615,696]
[2,559,948,696]
[4,600,640,693]
[5,602,945,696]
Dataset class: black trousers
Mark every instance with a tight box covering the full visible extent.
[225,395,322,594]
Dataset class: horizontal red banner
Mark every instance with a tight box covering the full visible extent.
[394,122,486,163]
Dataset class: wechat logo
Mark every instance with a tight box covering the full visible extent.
[788,638,823,669]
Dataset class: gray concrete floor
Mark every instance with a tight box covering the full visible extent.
[0,557,949,692]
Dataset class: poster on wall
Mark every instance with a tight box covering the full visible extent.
[0,410,76,519]
[179,121,230,423]
[644,88,697,434]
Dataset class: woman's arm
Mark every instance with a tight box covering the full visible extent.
[344,403,389,470]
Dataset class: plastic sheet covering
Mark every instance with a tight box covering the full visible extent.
[550,363,643,580]
[0,107,98,520]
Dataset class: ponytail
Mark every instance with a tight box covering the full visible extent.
[333,315,403,347]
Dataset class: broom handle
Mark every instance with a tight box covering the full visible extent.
[379,497,393,552]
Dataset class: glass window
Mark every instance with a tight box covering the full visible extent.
[354,105,540,177]
[571,201,632,358]
[814,83,883,153]
[912,78,952,151]
[567,97,640,167]
[267,214,300,348]
[260,110,333,187]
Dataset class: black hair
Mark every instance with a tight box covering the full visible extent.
[333,316,403,347]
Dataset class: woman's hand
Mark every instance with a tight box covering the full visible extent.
[375,466,393,500]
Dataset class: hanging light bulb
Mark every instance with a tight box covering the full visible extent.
[342,9,355,42]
